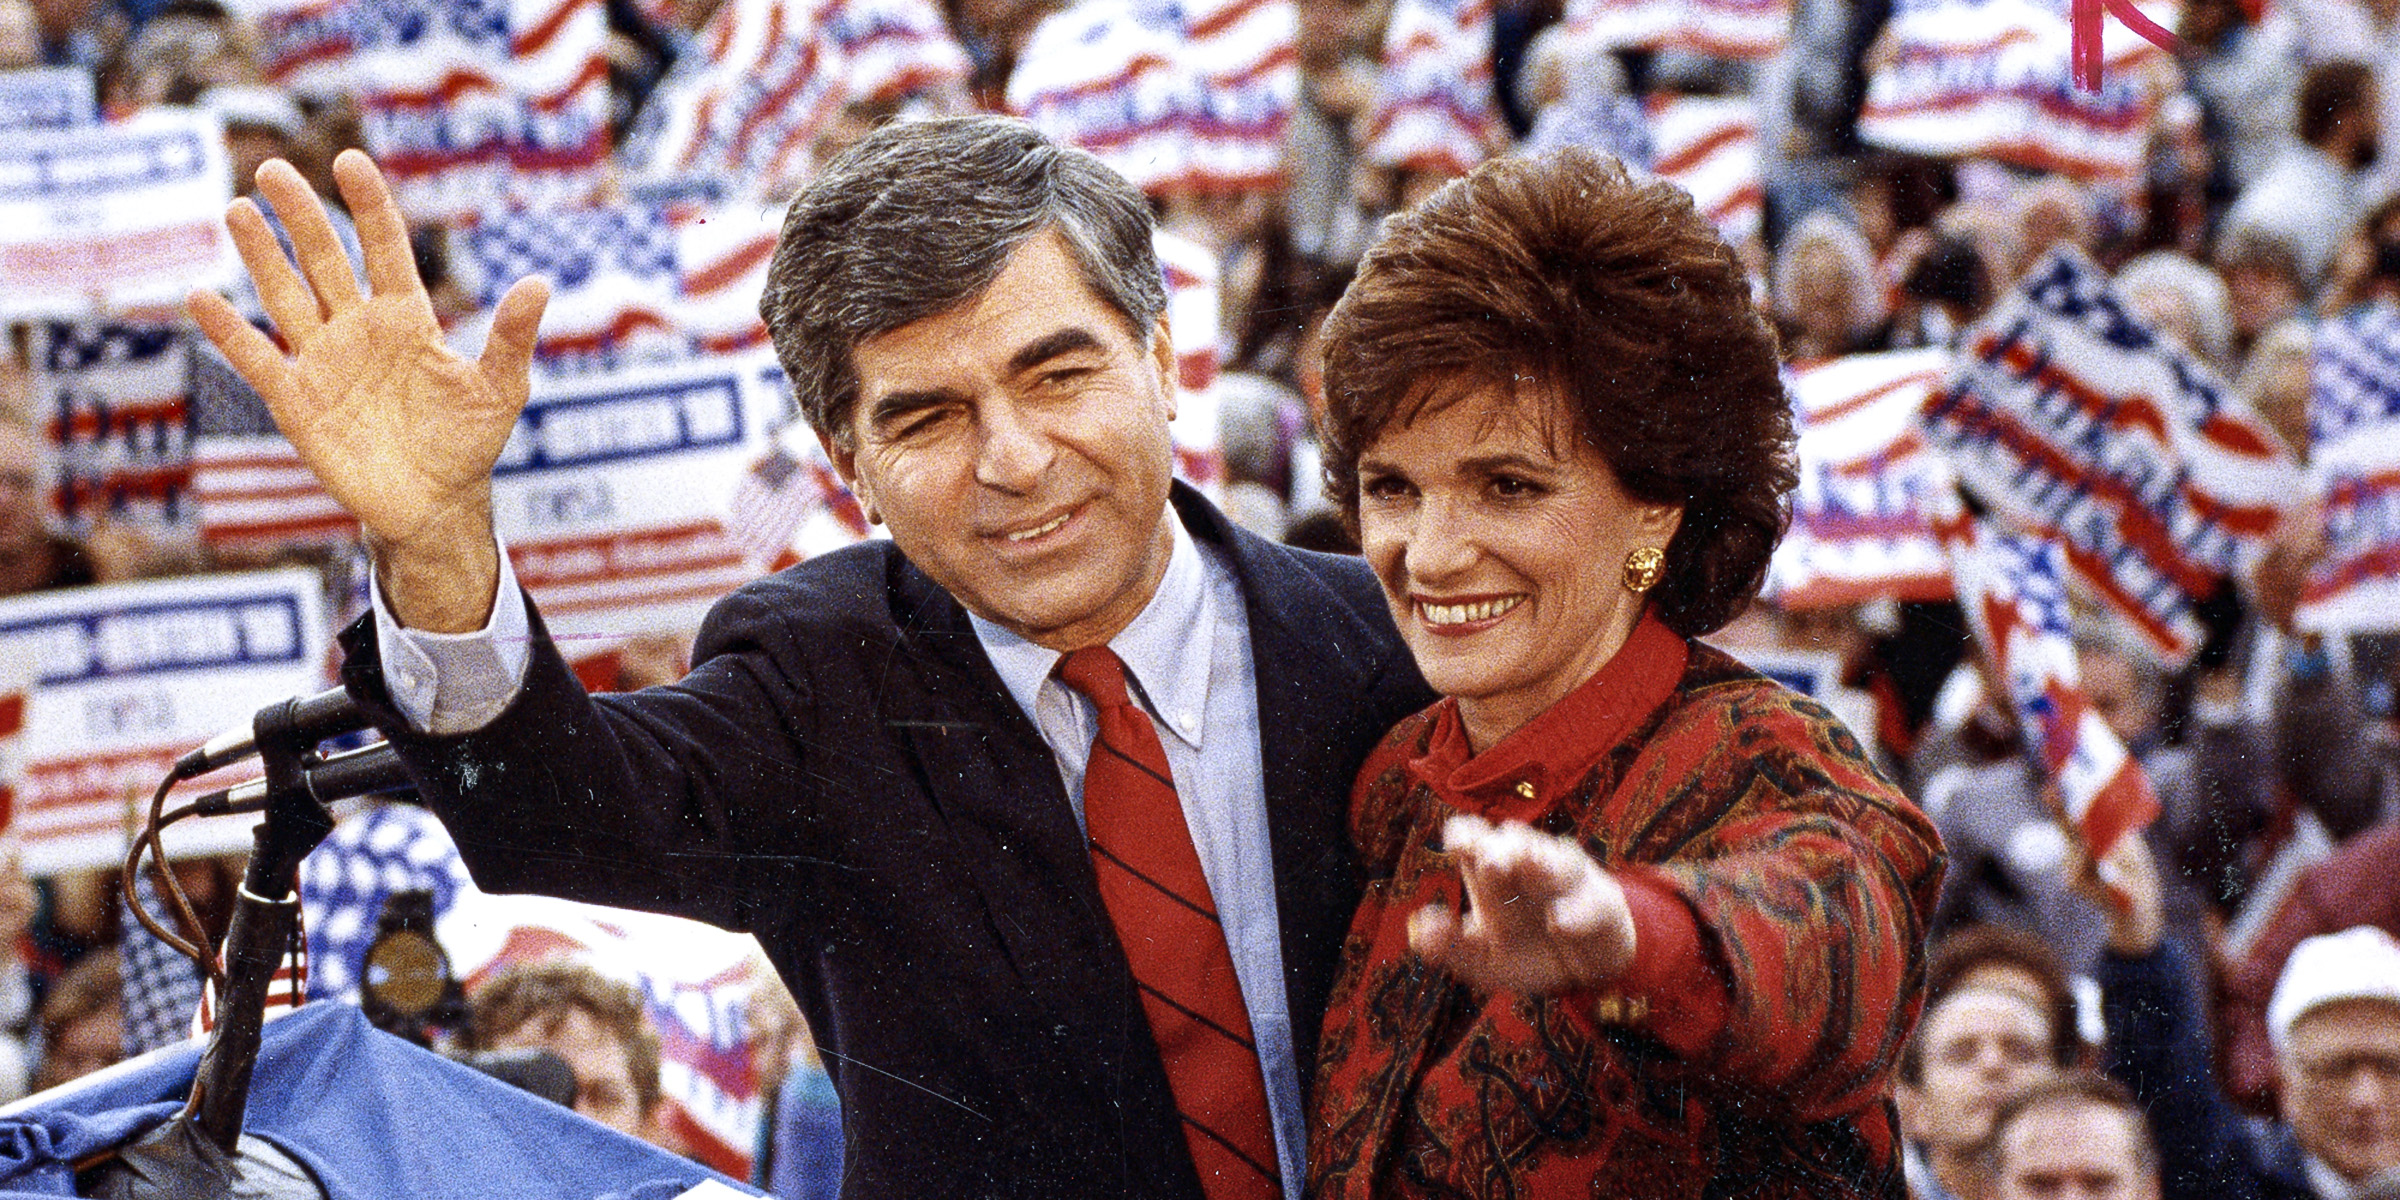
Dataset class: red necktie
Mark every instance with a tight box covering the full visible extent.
[1057,647,1282,1200]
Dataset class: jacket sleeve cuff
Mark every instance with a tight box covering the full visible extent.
[1562,869,1728,1056]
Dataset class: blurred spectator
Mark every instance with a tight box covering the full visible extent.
[2222,825,2400,1113]
[1773,208,1890,360]
[470,961,673,1149]
[0,0,38,66]
[2115,251,2235,370]
[1899,983,2068,1200]
[2222,233,2310,365]
[2238,318,2316,461]
[2094,839,2400,1200]
[2176,0,2302,192]
[201,83,307,196]
[2269,928,2400,1190]
[30,949,120,1093]
[2322,193,2400,315]
[0,415,92,598]
[1981,1073,2162,1200]
[2009,175,2097,280]
[1926,922,2090,1072]
[2218,59,2383,289]
[96,0,261,111]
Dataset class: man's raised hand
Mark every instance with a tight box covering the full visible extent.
[185,150,549,632]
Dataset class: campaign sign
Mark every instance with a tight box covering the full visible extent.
[33,321,196,537]
[0,68,98,130]
[1770,349,1958,608]
[1923,247,2299,663]
[2300,303,2400,633]
[0,568,330,875]
[495,357,774,648]
[0,108,238,318]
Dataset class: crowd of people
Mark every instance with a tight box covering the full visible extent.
[2,0,2399,1195]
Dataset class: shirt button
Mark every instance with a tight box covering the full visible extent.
[1514,781,1535,800]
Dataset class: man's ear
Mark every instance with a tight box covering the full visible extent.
[1150,313,1178,424]
[816,427,880,527]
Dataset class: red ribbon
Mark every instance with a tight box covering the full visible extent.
[2070,0,2181,91]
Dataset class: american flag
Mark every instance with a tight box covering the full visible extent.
[725,441,821,569]
[1768,349,1960,609]
[255,0,614,222]
[1943,517,2160,859]
[1646,93,1762,250]
[2301,302,2400,633]
[1009,0,1295,195]
[1923,246,2299,663]
[190,434,357,554]
[450,201,780,373]
[1566,0,1790,60]
[620,0,846,203]
[1363,0,1502,177]
[31,320,194,537]
[1858,0,2176,184]
[1521,91,1760,249]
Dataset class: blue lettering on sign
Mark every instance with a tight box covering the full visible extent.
[0,595,306,687]
[0,128,210,204]
[491,374,746,477]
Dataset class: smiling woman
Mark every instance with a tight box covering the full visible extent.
[1306,148,1947,1199]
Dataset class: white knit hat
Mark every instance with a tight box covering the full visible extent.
[2268,926,2400,1054]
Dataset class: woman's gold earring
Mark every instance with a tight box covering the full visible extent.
[1623,547,1665,595]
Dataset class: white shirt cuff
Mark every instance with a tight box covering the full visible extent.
[371,542,532,735]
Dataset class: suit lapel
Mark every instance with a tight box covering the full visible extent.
[879,554,1185,1142]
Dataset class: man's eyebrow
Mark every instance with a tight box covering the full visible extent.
[1007,327,1107,376]
[866,385,967,432]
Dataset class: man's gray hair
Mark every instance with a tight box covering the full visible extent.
[758,115,1167,449]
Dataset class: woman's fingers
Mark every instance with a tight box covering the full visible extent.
[254,158,363,319]
[1427,817,1633,992]
[223,196,321,344]
[332,149,421,300]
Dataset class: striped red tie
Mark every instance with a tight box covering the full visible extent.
[1057,647,1282,1200]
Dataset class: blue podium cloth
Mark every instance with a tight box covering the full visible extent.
[0,1002,760,1200]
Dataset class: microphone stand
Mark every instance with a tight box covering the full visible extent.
[85,696,342,1200]
[187,693,340,1151]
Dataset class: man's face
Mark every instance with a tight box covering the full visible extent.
[2280,998,2400,1182]
[1994,1099,2159,1200]
[828,231,1179,652]
[489,1009,649,1138]
[1900,989,2058,1150]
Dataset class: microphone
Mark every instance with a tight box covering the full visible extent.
[175,686,373,778]
[188,742,413,816]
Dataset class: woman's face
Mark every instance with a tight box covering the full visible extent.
[1356,385,1681,748]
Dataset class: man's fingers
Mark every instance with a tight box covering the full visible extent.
[332,150,421,299]
[255,159,363,318]
[479,276,550,400]
[224,197,321,344]
[187,289,298,418]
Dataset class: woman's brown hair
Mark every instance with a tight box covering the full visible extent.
[1318,147,1795,636]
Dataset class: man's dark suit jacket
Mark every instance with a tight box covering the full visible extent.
[339,485,1434,1199]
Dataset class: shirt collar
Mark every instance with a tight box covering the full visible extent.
[970,514,1215,750]
[1405,613,1688,822]
[2302,1153,2361,1200]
